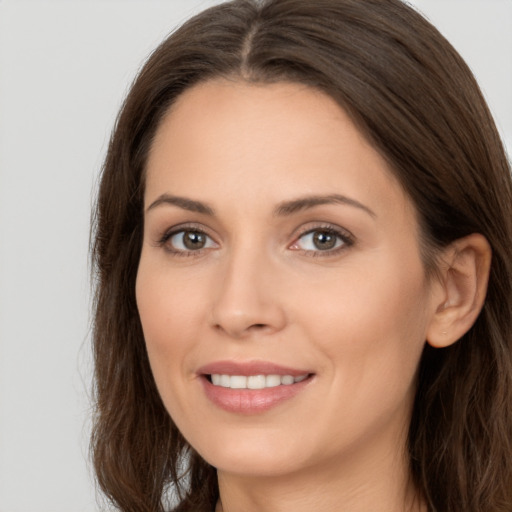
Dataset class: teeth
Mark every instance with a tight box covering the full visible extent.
[247,375,266,389]
[230,376,247,389]
[281,375,294,385]
[210,374,309,389]
[265,374,281,388]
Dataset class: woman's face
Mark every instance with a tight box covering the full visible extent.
[136,79,440,478]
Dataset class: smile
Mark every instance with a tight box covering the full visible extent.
[210,373,309,389]
[198,362,314,414]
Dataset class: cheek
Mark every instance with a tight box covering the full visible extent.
[287,262,429,449]
[136,255,207,338]
[135,260,204,391]
[292,253,430,390]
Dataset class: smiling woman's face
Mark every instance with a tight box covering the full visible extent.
[136,79,440,479]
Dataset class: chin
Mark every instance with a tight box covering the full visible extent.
[191,429,310,478]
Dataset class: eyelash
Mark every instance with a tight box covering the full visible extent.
[157,223,355,258]
[291,224,355,258]
[158,223,215,257]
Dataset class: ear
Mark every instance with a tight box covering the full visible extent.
[426,233,492,348]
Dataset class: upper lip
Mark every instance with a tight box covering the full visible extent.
[197,360,312,377]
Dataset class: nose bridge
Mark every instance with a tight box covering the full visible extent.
[211,236,286,338]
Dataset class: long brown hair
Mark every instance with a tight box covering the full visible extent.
[91,1,512,510]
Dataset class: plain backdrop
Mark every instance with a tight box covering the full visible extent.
[0,1,510,511]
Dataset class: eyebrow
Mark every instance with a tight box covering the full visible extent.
[146,194,215,215]
[145,192,375,218]
[274,194,376,218]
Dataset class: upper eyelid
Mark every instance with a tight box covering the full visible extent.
[292,222,354,241]
[160,222,215,239]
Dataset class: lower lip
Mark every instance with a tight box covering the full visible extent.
[200,375,312,414]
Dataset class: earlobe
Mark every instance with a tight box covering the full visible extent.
[426,233,492,348]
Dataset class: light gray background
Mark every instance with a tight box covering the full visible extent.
[0,1,510,511]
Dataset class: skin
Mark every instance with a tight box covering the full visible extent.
[136,79,447,512]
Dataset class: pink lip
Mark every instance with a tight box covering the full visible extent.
[197,360,314,415]
[197,360,311,377]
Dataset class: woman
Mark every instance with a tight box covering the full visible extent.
[90,0,512,511]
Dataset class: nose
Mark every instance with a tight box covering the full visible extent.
[210,245,287,339]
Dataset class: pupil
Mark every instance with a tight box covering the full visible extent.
[184,231,205,250]
[313,230,336,250]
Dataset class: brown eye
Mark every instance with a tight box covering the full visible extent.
[183,231,206,250]
[167,230,216,252]
[312,230,338,250]
[293,228,350,253]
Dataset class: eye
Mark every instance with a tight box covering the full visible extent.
[163,229,217,254]
[290,227,352,254]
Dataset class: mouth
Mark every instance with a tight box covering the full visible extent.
[197,361,315,414]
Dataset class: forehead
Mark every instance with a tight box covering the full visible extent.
[145,79,411,220]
